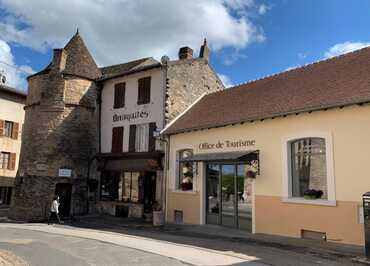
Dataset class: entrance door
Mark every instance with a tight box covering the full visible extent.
[143,171,156,211]
[55,183,72,218]
[206,163,252,232]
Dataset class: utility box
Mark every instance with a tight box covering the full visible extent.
[363,192,370,258]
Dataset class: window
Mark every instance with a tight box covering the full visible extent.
[111,127,124,153]
[113,83,125,109]
[0,152,10,169]
[100,171,120,201]
[120,172,142,203]
[135,123,149,152]
[137,77,151,104]
[0,187,12,205]
[129,122,156,152]
[290,138,327,199]
[4,121,13,137]
[177,149,194,191]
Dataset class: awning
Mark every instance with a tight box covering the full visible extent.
[97,151,164,172]
[180,150,259,162]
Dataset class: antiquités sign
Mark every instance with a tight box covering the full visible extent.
[113,111,149,122]
[199,139,256,150]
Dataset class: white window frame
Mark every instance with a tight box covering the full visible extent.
[173,145,197,193]
[281,132,336,206]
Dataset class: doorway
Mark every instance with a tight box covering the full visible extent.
[55,183,72,218]
[206,163,253,232]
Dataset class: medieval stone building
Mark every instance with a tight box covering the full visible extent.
[9,32,224,221]
[9,32,101,220]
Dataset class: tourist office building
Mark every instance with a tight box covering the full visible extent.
[162,46,370,246]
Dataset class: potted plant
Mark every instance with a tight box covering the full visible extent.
[152,201,164,226]
[303,189,324,200]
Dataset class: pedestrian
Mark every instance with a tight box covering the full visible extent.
[48,195,62,225]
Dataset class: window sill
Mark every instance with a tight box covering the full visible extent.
[171,189,198,195]
[282,197,337,207]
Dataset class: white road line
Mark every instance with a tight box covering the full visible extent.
[0,223,263,266]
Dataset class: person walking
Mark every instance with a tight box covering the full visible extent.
[48,196,62,225]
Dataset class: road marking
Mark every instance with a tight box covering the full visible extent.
[0,223,263,266]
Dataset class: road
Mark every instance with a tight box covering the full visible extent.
[0,224,265,266]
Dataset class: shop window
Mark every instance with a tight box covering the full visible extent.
[177,149,194,191]
[0,187,12,205]
[289,137,327,199]
[120,172,142,203]
[137,77,151,105]
[100,171,120,201]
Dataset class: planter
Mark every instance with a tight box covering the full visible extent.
[153,210,164,226]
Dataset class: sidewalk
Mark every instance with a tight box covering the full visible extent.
[67,214,364,259]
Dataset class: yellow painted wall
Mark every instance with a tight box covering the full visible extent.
[166,105,370,245]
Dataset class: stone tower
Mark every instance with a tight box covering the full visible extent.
[9,32,101,221]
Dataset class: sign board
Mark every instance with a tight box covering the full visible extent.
[58,168,72,177]
[199,139,256,150]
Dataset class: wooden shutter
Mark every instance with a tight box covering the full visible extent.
[111,127,124,153]
[12,122,19,140]
[114,83,126,109]
[148,122,157,152]
[138,77,151,104]
[129,125,136,152]
[9,153,16,170]
[0,120,4,136]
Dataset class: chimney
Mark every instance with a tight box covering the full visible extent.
[178,46,193,60]
[199,38,210,62]
[52,48,67,72]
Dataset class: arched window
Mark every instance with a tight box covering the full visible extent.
[177,149,194,191]
[290,137,327,199]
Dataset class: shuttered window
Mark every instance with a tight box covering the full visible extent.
[137,77,151,105]
[111,127,124,153]
[0,120,19,139]
[0,152,10,169]
[114,82,126,109]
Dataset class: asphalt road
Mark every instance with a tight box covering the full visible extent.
[0,228,188,266]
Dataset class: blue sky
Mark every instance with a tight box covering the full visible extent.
[0,0,370,90]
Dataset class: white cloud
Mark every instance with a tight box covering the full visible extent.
[0,0,266,66]
[0,39,34,90]
[218,73,234,88]
[298,52,307,59]
[258,4,270,15]
[324,41,370,58]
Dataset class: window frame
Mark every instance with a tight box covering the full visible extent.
[0,152,10,169]
[137,77,151,105]
[4,121,13,138]
[113,82,126,109]
[281,132,336,206]
[177,149,195,192]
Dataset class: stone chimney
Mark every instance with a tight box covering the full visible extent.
[51,48,67,72]
[199,38,209,61]
[178,46,193,60]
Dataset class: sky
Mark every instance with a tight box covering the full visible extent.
[0,0,369,90]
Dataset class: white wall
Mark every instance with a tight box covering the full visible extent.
[0,96,25,178]
[101,68,165,153]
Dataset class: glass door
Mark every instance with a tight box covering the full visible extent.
[221,164,236,227]
[206,164,220,225]
[237,165,252,232]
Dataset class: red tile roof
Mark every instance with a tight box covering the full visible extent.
[163,46,370,135]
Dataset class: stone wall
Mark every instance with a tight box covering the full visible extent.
[165,58,224,123]
[9,71,99,221]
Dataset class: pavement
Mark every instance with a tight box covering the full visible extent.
[0,215,366,265]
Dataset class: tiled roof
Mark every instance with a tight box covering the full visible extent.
[63,32,101,80]
[28,32,101,80]
[99,57,160,80]
[0,84,27,98]
[163,45,370,135]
